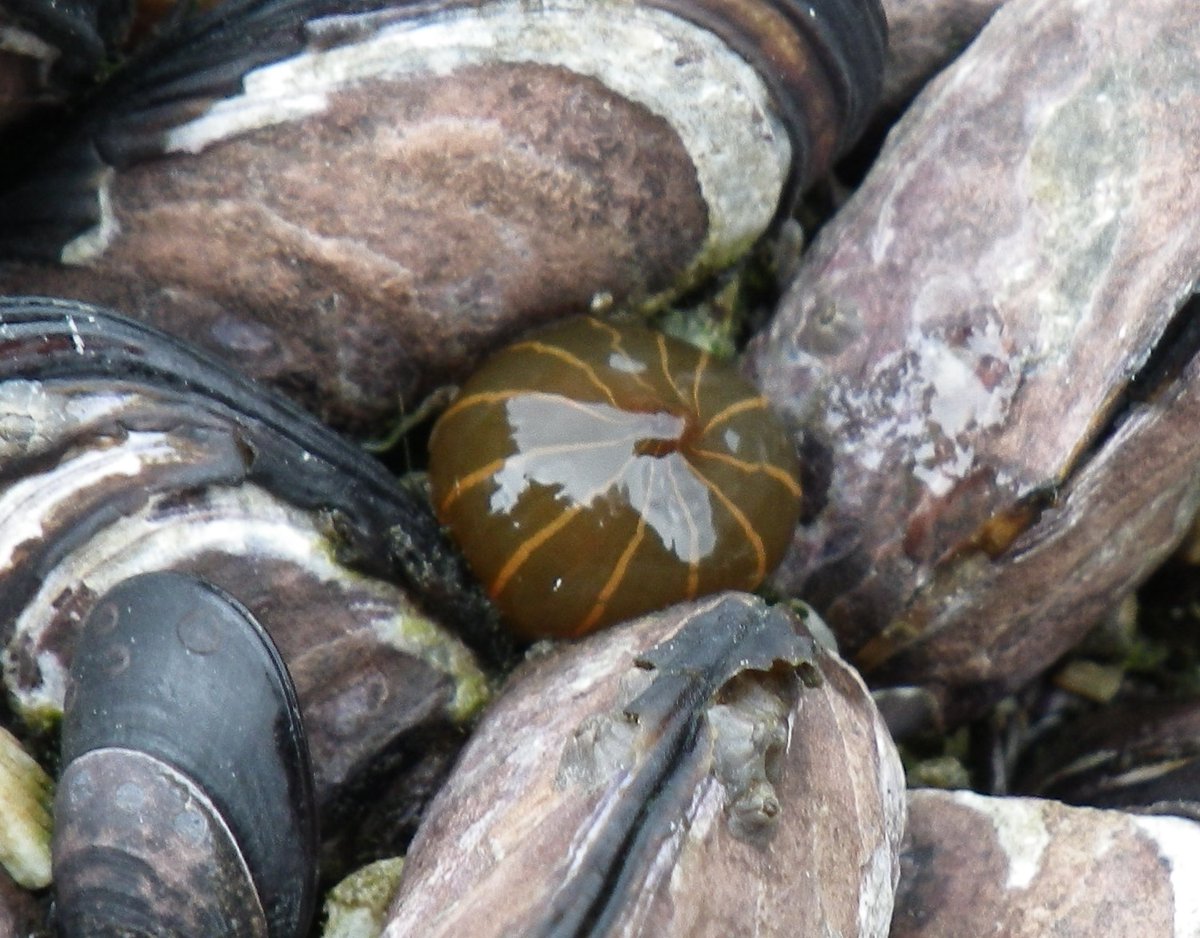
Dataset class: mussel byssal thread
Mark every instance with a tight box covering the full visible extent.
[428,316,802,640]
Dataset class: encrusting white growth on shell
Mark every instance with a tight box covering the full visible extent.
[163,0,790,279]
[949,790,1051,890]
[0,380,122,456]
[60,168,121,266]
[0,432,163,578]
[833,313,1019,497]
[0,24,58,64]
[1132,815,1200,938]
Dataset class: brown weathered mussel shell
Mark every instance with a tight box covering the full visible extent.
[0,0,884,433]
[53,572,317,937]
[749,0,1200,726]
[892,789,1200,938]
[384,593,905,937]
[0,297,489,811]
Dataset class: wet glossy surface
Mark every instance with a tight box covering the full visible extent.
[428,317,802,639]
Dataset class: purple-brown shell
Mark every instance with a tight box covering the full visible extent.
[428,317,802,639]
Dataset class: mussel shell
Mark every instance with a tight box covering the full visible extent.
[58,571,317,938]
[0,0,885,433]
[84,0,881,178]
[0,296,412,538]
[654,0,886,190]
[748,0,1200,725]
[16,0,887,227]
[0,296,485,640]
[0,296,491,840]
[385,593,906,937]
[893,789,1200,938]
[53,750,269,937]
